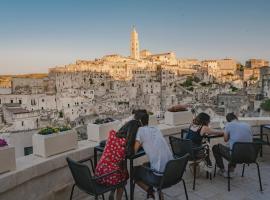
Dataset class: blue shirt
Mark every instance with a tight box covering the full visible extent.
[225,120,253,150]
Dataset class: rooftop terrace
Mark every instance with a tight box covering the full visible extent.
[0,117,270,200]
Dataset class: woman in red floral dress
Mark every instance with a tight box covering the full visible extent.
[95,110,147,200]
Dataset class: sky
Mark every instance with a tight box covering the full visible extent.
[0,0,269,74]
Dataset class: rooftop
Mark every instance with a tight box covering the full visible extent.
[0,118,270,200]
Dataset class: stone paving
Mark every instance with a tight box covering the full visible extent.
[82,148,270,200]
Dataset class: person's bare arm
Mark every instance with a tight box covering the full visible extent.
[201,126,224,136]
[224,132,229,142]
[134,140,141,153]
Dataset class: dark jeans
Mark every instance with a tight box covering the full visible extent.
[133,165,162,187]
[212,144,236,170]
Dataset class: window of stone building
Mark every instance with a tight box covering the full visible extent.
[0,98,1,104]
[41,107,44,110]
[19,100,22,104]
[42,99,44,102]
[10,100,13,103]
[22,121,24,126]
[68,104,70,108]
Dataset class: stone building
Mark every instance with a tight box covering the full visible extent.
[2,103,40,132]
[217,93,249,115]
[260,66,270,98]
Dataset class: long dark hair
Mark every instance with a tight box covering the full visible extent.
[193,112,210,126]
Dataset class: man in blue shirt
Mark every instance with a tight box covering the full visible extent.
[212,113,253,177]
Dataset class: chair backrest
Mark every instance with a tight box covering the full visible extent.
[169,136,194,158]
[66,157,96,194]
[159,154,189,189]
[231,142,261,164]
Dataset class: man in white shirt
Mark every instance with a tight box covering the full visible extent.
[133,112,173,199]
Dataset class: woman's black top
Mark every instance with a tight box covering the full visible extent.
[185,124,204,146]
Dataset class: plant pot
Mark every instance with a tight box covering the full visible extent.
[0,146,16,174]
[32,129,78,158]
[164,111,193,126]
[87,120,120,142]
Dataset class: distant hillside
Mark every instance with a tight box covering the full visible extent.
[0,73,48,88]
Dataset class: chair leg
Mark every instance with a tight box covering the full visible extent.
[214,163,216,177]
[228,169,230,191]
[102,194,105,200]
[182,180,189,200]
[95,196,98,200]
[70,184,75,200]
[124,186,128,200]
[256,162,263,191]
[193,163,197,190]
[241,164,245,177]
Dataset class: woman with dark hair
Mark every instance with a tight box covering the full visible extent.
[186,112,224,167]
[95,109,147,200]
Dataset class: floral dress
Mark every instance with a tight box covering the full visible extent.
[95,130,129,185]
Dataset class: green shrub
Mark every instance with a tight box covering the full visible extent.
[261,99,270,111]
[38,126,71,135]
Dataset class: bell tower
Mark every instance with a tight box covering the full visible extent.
[130,26,140,59]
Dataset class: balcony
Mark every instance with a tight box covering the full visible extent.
[0,118,270,200]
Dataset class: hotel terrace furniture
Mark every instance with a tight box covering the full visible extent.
[254,125,270,157]
[87,120,120,142]
[94,144,145,200]
[213,142,262,192]
[169,136,210,190]
[0,146,16,174]
[132,154,189,200]
[33,129,78,158]
[164,111,193,126]
[66,157,128,200]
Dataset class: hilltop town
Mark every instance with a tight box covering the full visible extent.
[0,27,269,157]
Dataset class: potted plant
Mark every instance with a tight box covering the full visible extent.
[165,104,193,125]
[148,112,158,126]
[33,125,78,158]
[87,118,120,142]
[0,138,16,173]
[260,99,270,116]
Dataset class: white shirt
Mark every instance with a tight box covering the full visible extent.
[136,126,173,174]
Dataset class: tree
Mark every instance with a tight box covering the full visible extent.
[261,99,270,111]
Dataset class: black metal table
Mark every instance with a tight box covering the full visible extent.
[258,125,270,157]
[94,145,145,200]
[180,128,224,141]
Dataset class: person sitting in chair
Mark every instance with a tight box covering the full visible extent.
[212,112,253,177]
[186,112,224,168]
[95,110,147,200]
[133,112,173,199]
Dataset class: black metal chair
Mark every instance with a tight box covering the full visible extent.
[132,154,189,200]
[66,157,128,200]
[213,142,263,191]
[169,136,208,190]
